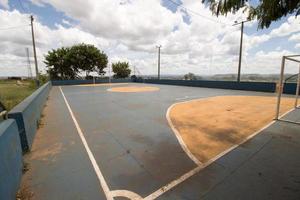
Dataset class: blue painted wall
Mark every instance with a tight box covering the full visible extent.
[52,78,299,94]
[283,83,299,95]
[51,78,131,86]
[0,119,23,200]
[8,82,52,152]
[135,79,299,94]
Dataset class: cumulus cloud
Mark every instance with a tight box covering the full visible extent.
[242,50,299,75]
[0,9,110,76]
[270,16,300,38]
[61,19,72,26]
[0,0,9,9]
[0,0,298,77]
[288,33,300,49]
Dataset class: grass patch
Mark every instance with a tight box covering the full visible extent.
[0,79,36,111]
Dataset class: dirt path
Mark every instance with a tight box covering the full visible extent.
[169,96,295,163]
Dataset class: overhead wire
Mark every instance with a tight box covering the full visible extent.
[164,0,240,75]
[165,0,232,26]
[0,1,31,31]
[0,24,30,31]
[17,0,27,13]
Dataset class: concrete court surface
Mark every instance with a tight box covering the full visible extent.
[19,83,300,200]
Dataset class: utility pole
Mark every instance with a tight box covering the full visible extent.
[233,20,249,82]
[109,63,111,83]
[156,45,161,79]
[30,15,39,87]
[25,48,32,78]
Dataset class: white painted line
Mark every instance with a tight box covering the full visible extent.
[110,190,143,200]
[59,89,297,200]
[143,166,202,200]
[166,104,203,166]
[175,96,189,101]
[59,86,113,200]
[145,97,297,200]
[175,95,203,101]
[204,106,296,166]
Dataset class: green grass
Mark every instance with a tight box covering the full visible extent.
[0,79,36,111]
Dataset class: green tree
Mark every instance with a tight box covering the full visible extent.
[68,44,108,77]
[184,73,197,80]
[44,47,77,80]
[44,43,108,80]
[112,62,131,78]
[202,0,300,29]
[38,73,50,85]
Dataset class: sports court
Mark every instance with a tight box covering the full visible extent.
[19,83,300,200]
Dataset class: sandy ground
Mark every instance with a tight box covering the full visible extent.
[169,96,295,163]
[76,83,128,87]
[108,86,160,92]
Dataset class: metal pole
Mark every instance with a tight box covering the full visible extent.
[237,21,244,82]
[30,15,39,87]
[157,45,161,80]
[275,56,286,120]
[294,65,300,108]
[109,63,111,83]
[25,48,32,78]
[285,57,300,63]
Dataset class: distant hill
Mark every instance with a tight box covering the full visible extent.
[141,73,298,83]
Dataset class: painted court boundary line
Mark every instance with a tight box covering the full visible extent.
[59,88,297,200]
[60,86,143,200]
[166,104,202,166]
[143,97,296,200]
[59,86,113,200]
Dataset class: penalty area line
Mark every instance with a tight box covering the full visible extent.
[147,98,297,200]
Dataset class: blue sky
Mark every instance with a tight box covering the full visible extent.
[8,0,75,28]
[0,0,299,76]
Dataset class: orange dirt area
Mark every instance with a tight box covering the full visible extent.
[77,83,128,87]
[108,86,160,93]
[168,96,295,163]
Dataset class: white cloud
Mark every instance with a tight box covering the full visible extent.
[0,0,9,9]
[242,50,298,75]
[61,19,72,26]
[288,32,300,49]
[270,16,300,38]
[0,9,110,76]
[0,0,297,77]
[289,33,300,41]
[295,44,300,49]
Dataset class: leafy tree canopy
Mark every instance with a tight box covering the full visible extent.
[44,47,77,80]
[68,44,108,76]
[184,72,197,80]
[44,43,108,80]
[202,0,300,29]
[112,62,131,78]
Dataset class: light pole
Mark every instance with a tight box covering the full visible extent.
[233,20,250,82]
[30,15,39,87]
[156,45,161,79]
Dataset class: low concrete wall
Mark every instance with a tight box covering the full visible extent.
[283,83,299,95]
[135,79,299,94]
[136,79,277,93]
[51,78,131,86]
[8,82,52,152]
[0,119,23,200]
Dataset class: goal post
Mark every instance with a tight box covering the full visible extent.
[275,55,300,124]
